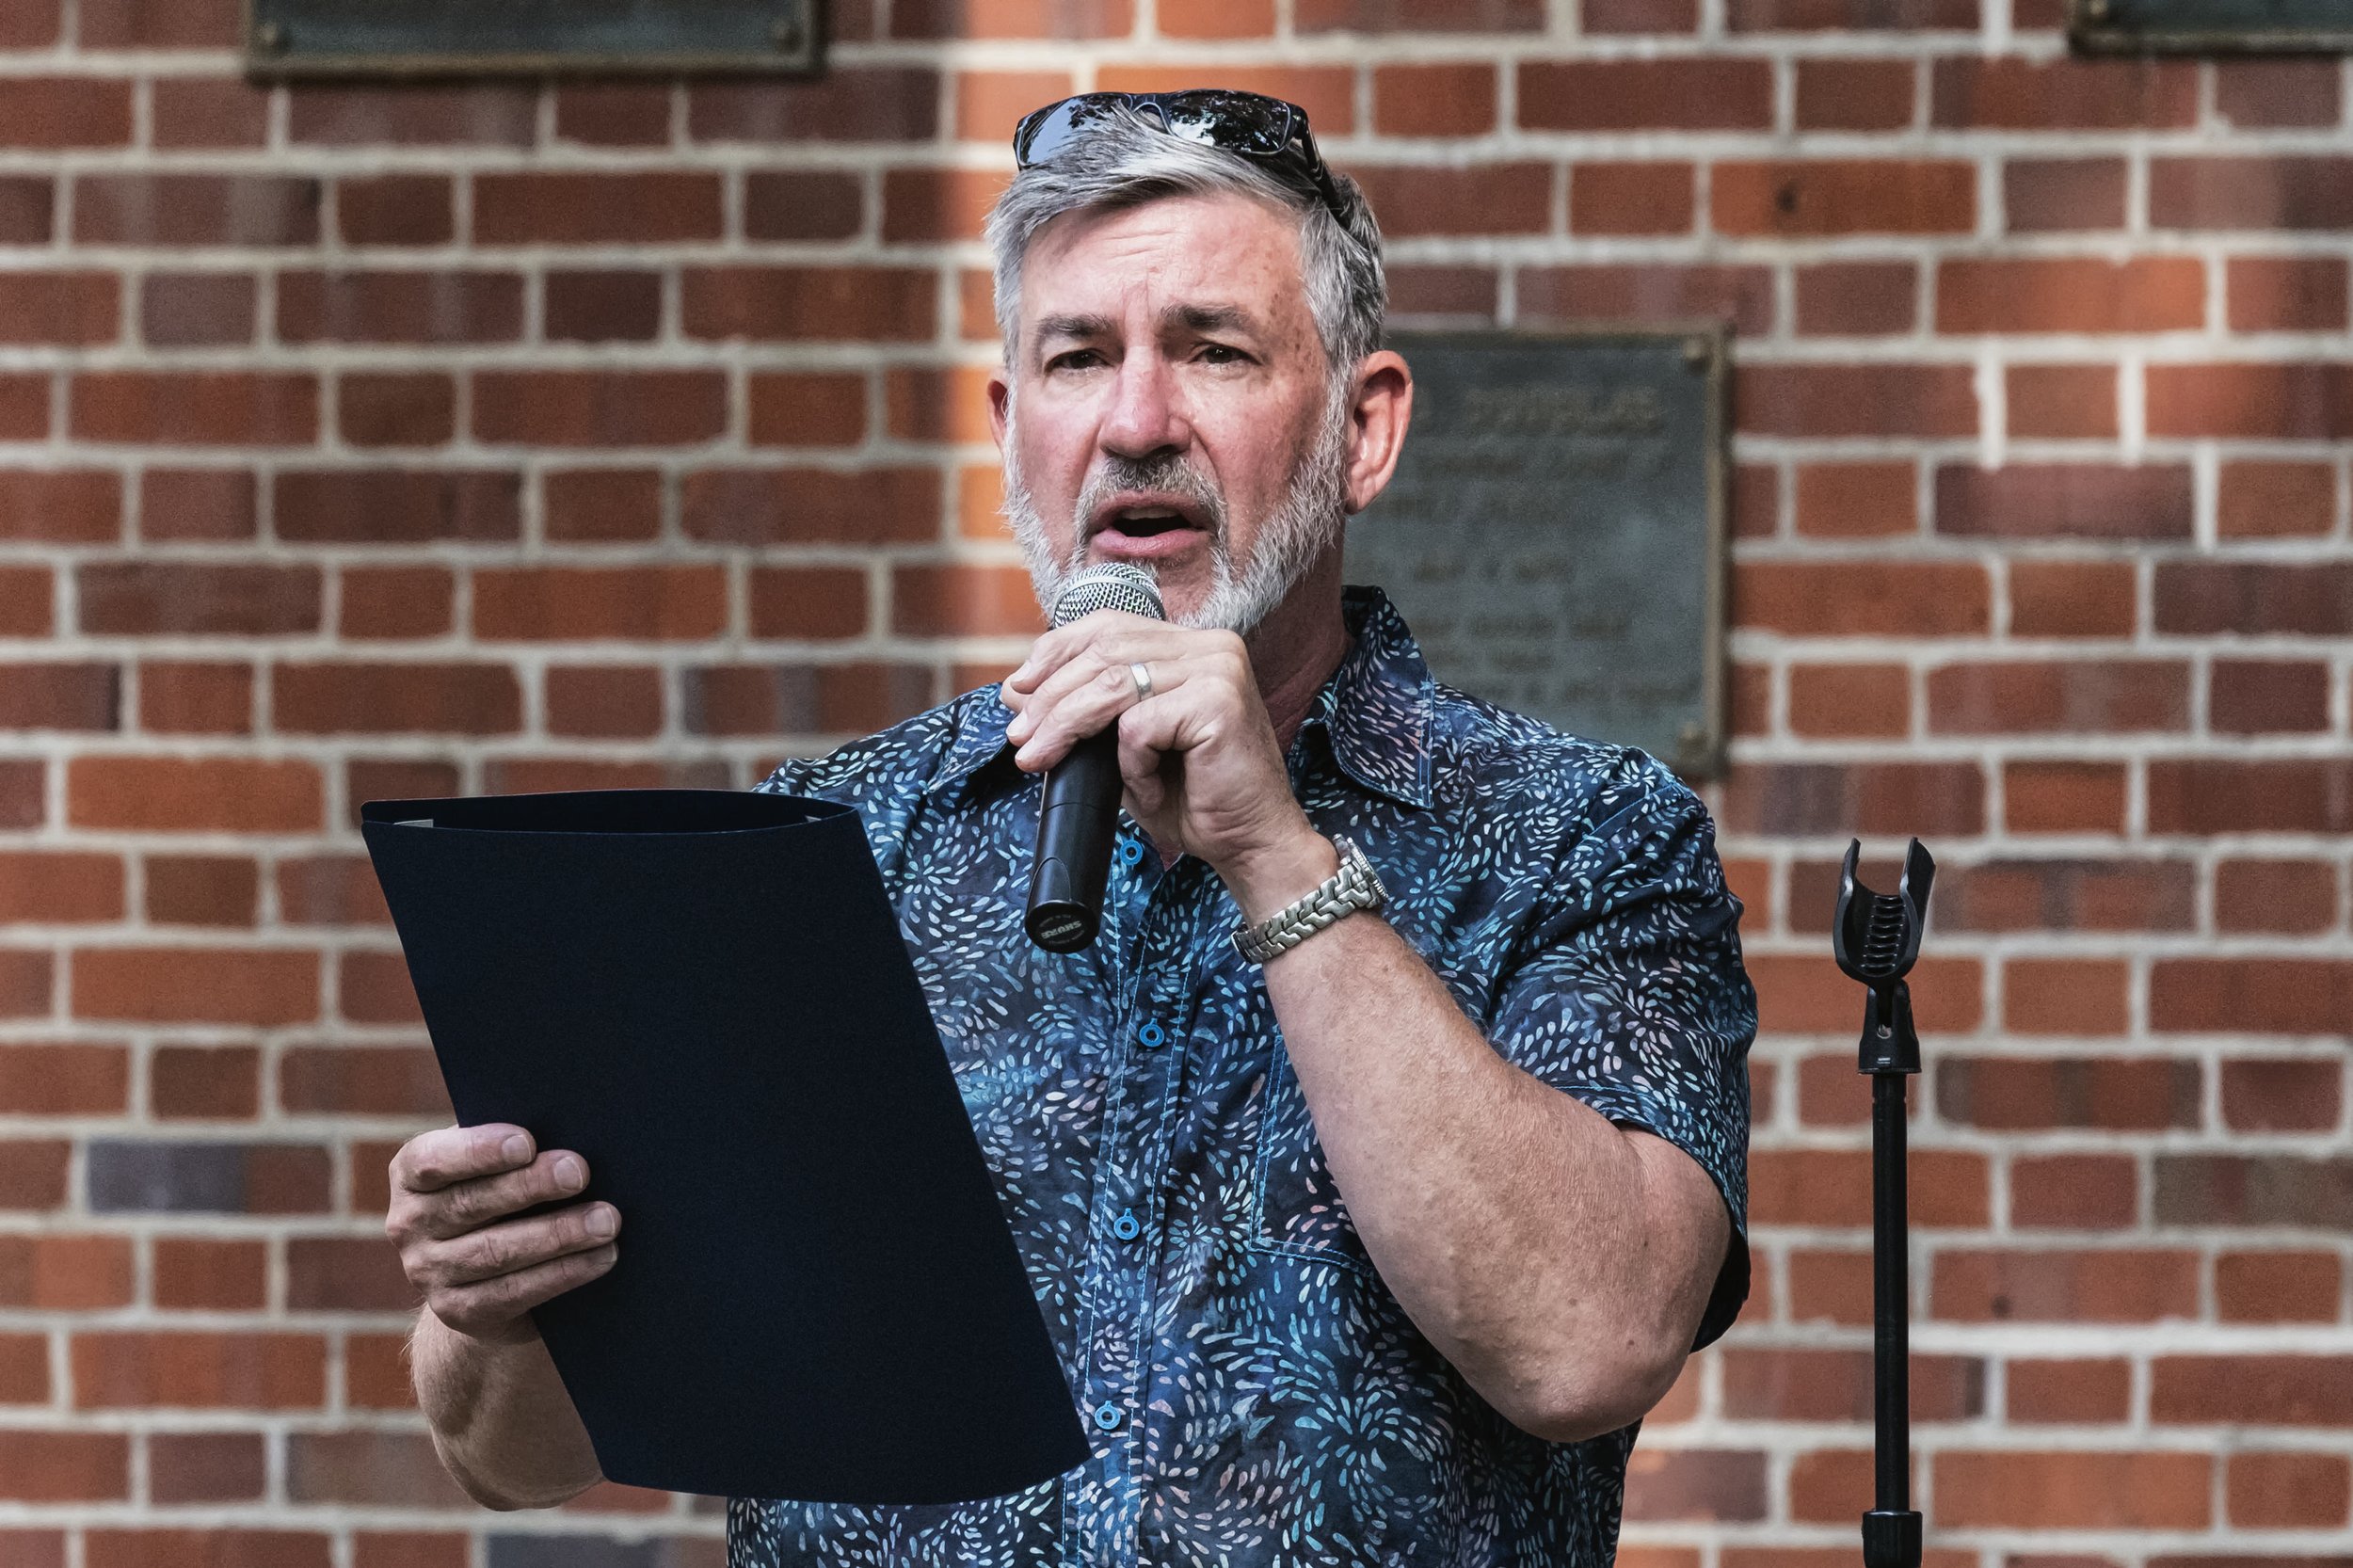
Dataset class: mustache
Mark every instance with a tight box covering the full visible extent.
[1072,452,1227,544]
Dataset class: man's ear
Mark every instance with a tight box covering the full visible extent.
[1342,351,1414,516]
[987,368,1012,454]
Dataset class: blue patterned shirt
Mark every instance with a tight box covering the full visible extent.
[733,587,1754,1568]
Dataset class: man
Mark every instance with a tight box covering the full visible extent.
[386,91,1754,1566]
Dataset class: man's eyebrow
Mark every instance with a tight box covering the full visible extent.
[1166,303,1258,336]
[1032,312,1113,342]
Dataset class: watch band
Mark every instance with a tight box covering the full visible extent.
[1233,836,1387,965]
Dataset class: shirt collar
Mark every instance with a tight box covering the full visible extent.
[927,584,1437,811]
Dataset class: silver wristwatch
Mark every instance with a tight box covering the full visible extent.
[1233,836,1387,965]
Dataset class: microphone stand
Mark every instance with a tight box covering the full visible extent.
[1832,838,1935,1568]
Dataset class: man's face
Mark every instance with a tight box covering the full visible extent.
[989,191,1347,632]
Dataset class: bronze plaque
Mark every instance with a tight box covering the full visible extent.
[1344,328,1729,777]
[2071,0,2353,51]
[246,0,821,76]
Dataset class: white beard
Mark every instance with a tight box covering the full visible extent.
[1000,384,1353,636]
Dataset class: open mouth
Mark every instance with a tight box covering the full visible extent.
[1102,506,1193,539]
[1088,493,1213,547]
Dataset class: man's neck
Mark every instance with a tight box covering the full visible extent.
[1242,548,1352,757]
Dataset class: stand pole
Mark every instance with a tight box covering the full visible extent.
[1862,1019,1920,1568]
[1833,840,1933,1568]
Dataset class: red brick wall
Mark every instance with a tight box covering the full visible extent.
[1,0,2347,1562]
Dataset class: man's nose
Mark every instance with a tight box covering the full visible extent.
[1098,351,1191,459]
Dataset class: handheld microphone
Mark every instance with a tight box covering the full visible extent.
[1024,562,1165,952]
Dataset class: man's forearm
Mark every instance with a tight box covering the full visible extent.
[1228,840,1726,1440]
[411,1308,603,1510]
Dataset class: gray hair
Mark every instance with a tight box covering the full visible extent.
[984,104,1386,378]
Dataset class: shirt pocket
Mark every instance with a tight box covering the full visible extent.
[1250,1040,1381,1281]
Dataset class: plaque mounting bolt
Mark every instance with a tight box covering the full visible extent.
[2081,0,2112,19]
[1682,337,1712,371]
[772,16,806,49]
[253,20,287,51]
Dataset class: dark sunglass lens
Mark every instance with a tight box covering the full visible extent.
[1156,90,1290,155]
[1015,94,1127,165]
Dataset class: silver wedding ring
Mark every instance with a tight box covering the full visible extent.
[1129,662,1155,702]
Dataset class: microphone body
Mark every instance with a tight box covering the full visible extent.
[1024,563,1165,952]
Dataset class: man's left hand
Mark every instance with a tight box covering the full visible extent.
[1000,612,1331,918]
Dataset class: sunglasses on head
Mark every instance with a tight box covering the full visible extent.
[1013,89,1349,227]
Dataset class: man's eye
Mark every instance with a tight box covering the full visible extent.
[1197,344,1247,365]
[1047,349,1103,372]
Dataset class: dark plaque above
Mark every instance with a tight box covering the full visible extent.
[1344,328,1729,777]
[2071,0,2353,51]
[246,0,821,76]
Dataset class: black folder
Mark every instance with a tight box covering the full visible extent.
[360,790,1088,1504]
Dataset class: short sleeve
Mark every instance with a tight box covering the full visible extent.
[1484,763,1756,1349]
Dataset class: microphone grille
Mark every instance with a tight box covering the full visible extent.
[1048,562,1165,628]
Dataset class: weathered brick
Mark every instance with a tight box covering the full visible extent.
[690,68,940,143]
[1348,165,1553,237]
[1720,761,1986,837]
[0,78,131,147]
[87,1532,327,1568]
[2005,157,2128,232]
[682,468,940,545]
[473,173,722,245]
[475,568,727,642]
[73,175,320,247]
[1521,264,1769,335]
[1375,64,1497,136]
[473,372,727,447]
[2147,760,2353,834]
[2147,361,2353,438]
[1929,1449,2202,1515]
[2153,1356,2353,1427]
[290,85,534,146]
[272,664,522,736]
[1714,161,1975,236]
[2156,1154,2353,1228]
[278,271,522,345]
[72,373,317,446]
[337,175,453,246]
[0,1041,128,1112]
[276,471,520,545]
[144,856,258,926]
[681,664,936,737]
[1521,60,1772,131]
[69,758,321,833]
[85,1141,331,1213]
[1937,1056,2199,1129]
[1936,464,2193,539]
[140,271,254,347]
[547,271,664,343]
[1796,262,1916,336]
[0,664,119,730]
[1938,257,2204,333]
[1737,561,1990,635]
[2151,157,2353,230]
[78,563,321,636]
[151,1238,264,1308]
[146,1432,266,1504]
[1737,364,1977,436]
[744,171,865,241]
[2154,561,2353,635]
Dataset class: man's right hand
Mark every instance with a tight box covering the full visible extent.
[387,1124,621,1343]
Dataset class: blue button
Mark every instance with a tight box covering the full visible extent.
[1112,1208,1140,1241]
[1092,1400,1123,1432]
[1136,1021,1166,1049]
[1117,840,1144,868]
